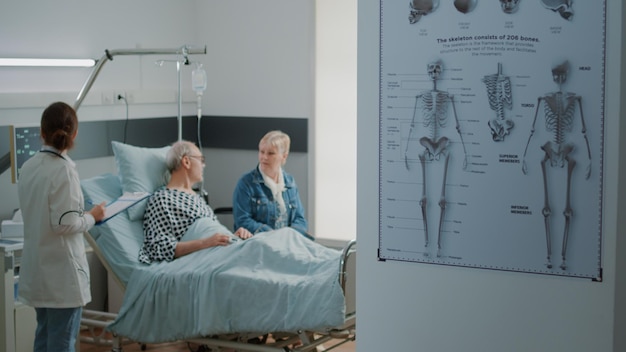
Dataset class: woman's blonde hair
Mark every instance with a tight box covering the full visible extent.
[259,130,290,155]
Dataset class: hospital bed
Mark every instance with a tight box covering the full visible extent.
[77,143,356,352]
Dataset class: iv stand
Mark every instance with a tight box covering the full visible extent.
[73,46,207,142]
[155,56,187,141]
[74,45,206,110]
[156,55,206,142]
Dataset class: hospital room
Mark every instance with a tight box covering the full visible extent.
[3,1,626,352]
[0,1,357,351]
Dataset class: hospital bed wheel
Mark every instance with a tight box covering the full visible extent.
[140,343,147,350]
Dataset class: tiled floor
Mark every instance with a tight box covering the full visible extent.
[79,330,355,351]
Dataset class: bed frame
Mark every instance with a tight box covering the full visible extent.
[80,231,356,352]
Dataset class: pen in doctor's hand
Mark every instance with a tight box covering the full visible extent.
[87,202,107,223]
[85,199,101,206]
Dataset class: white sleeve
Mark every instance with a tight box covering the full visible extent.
[50,164,95,235]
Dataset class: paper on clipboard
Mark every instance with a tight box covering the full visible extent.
[97,192,151,225]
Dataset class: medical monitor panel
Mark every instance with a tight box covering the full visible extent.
[9,125,42,183]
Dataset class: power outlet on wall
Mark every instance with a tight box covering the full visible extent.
[114,91,134,104]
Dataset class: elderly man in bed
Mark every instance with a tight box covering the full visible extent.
[138,140,253,263]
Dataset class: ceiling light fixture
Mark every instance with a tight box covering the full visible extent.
[0,58,96,67]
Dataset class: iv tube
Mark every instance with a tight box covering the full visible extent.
[192,63,209,202]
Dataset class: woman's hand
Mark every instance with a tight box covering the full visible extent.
[87,202,107,223]
[234,227,253,240]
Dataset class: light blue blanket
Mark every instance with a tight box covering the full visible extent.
[106,221,346,343]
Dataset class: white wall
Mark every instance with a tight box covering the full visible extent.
[357,1,626,352]
[0,0,313,123]
[314,0,358,242]
[193,1,313,119]
[0,0,199,123]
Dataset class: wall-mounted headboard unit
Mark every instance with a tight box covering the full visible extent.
[9,125,42,183]
[0,115,307,182]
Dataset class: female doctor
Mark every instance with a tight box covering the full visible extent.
[17,101,106,352]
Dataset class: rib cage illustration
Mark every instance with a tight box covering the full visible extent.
[420,91,450,150]
[482,63,514,141]
[544,92,577,146]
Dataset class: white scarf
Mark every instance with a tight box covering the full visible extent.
[261,168,286,213]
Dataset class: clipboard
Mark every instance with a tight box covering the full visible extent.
[97,192,151,225]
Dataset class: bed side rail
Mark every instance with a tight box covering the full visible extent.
[81,231,133,350]
[338,239,356,324]
[83,230,127,292]
[338,239,356,290]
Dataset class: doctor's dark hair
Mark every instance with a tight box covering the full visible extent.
[40,101,78,151]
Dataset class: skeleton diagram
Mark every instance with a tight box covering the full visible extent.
[541,0,574,21]
[482,63,514,141]
[404,60,468,257]
[522,61,591,270]
[500,0,520,14]
[408,0,439,24]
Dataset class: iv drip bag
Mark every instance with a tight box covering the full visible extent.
[192,64,207,94]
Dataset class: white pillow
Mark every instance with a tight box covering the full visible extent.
[111,141,171,221]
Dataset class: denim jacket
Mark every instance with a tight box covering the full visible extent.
[233,166,310,239]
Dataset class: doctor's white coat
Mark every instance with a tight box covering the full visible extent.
[17,149,95,308]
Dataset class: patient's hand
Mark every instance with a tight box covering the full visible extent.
[234,227,253,240]
[175,234,231,258]
[204,234,231,247]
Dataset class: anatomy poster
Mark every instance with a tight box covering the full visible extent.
[378,0,605,280]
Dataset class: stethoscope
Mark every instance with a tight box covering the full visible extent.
[39,149,85,224]
[39,149,66,160]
